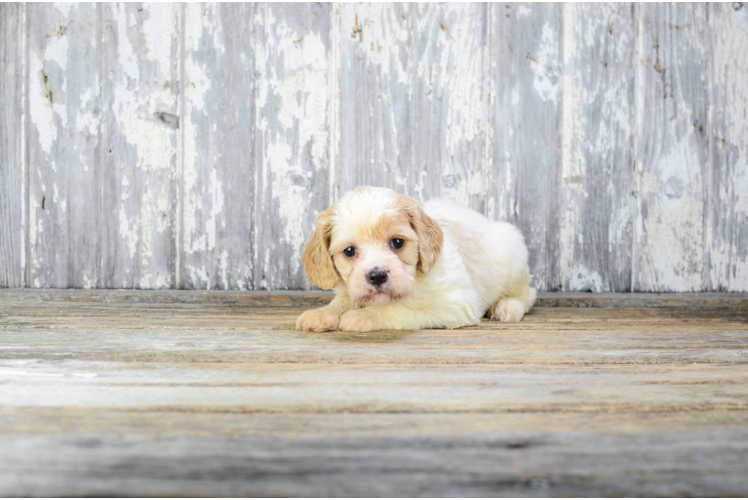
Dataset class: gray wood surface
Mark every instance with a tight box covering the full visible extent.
[2,411,748,497]
[555,3,636,293]
[26,4,100,288]
[412,3,490,212]
[99,3,180,289]
[493,3,562,292]
[338,3,412,194]
[709,3,748,292]
[0,4,24,288]
[254,3,334,291]
[1,3,747,292]
[1,290,747,496]
[180,3,257,290]
[3,288,748,309]
[635,3,711,292]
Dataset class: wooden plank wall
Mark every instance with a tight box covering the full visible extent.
[0,4,25,288]
[0,3,746,292]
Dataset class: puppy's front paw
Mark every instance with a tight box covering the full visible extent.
[296,307,342,332]
[339,309,379,332]
[490,298,526,322]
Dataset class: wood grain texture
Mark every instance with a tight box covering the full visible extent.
[4,363,748,412]
[253,3,333,290]
[1,412,747,497]
[708,3,748,291]
[180,3,256,290]
[338,3,413,194]
[492,3,562,291]
[26,4,100,288]
[1,291,747,496]
[338,3,490,209]
[410,3,490,212]
[0,3,24,287]
[634,4,710,292]
[555,3,636,293]
[3,288,748,310]
[2,3,748,292]
[100,3,180,289]
[2,410,747,497]
[2,304,747,366]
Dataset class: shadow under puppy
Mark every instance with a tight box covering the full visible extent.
[297,186,536,332]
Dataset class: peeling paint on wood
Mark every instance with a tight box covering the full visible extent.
[100,3,180,289]
[338,3,412,193]
[181,3,256,290]
[708,3,748,291]
[253,3,333,291]
[0,4,25,287]
[556,3,636,293]
[1,3,747,291]
[27,3,101,288]
[411,3,490,211]
[635,4,710,292]
[493,3,562,292]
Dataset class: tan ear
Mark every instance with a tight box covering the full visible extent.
[396,194,444,274]
[302,208,341,290]
[412,209,444,274]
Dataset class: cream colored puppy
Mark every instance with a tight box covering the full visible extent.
[297,186,536,332]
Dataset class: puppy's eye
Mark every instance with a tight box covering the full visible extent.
[390,238,404,249]
[343,246,356,257]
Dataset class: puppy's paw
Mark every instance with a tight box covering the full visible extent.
[490,298,526,322]
[296,307,342,332]
[339,309,379,332]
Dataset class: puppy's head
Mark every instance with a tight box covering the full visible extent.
[302,186,444,305]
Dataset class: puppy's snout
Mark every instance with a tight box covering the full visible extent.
[367,268,388,286]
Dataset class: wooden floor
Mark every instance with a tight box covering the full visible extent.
[1,289,748,497]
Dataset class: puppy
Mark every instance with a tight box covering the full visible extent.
[297,186,536,332]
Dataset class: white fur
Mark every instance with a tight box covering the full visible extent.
[297,187,537,332]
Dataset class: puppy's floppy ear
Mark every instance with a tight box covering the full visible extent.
[302,207,341,290]
[397,194,444,274]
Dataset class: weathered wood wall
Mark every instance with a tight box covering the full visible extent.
[1,3,746,291]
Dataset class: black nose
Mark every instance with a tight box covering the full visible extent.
[367,268,388,286]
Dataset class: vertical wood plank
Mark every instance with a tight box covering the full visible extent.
[338,3,489,210]
[8,2,746,292]
[100,3,180,289]
[0,3,25,287]
[338,3,412,194]
[634,4,710,291]
[254,3,333,290]
[492,3,562,291]
[708,3,748,291]
[26,4,101,288]
[410,3,489,211]
[181,3,255,290]
[554,3,636,292]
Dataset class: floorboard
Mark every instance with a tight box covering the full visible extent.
[1,290,747,496]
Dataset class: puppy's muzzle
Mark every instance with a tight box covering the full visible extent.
[367,268,388,286]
